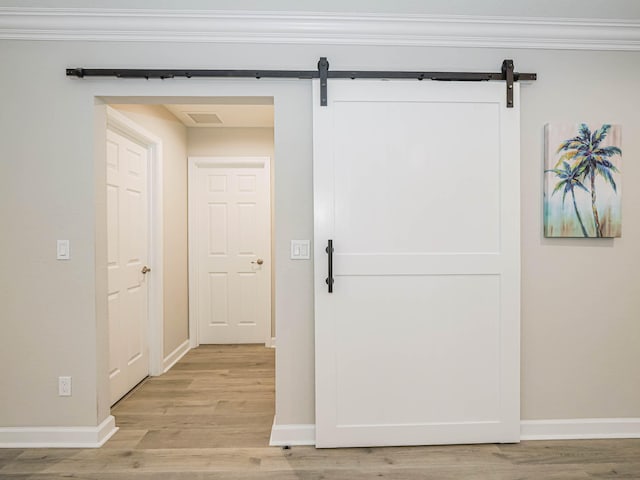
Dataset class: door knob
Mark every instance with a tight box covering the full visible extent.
[141,266,151,274]
[251,259,264,265]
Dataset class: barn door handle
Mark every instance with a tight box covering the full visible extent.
[325,239,334,293]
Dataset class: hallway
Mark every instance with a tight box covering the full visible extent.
[110,344,275,449]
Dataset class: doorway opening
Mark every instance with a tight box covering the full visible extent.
[98,97,276,446]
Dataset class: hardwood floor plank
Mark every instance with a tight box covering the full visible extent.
[121,389,274,402]
[113,413,275,429]
[0,465,594,480]
[266,444,510,468]
[101,429,149,449]
[497,439,640,465]
[136,428,273,449]
[0,449,24,468]
[129,379,194,390]
[212,399,275,415]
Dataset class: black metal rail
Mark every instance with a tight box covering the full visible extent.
[66,58,536,108]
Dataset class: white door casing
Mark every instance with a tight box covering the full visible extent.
[313,80,521,447]
[189,157,271,345]
[106,127,151,405]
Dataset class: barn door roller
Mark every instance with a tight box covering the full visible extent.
[66,57,536,108]
[502,59,515,108]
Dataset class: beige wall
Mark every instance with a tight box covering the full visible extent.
[1,4,639,430]
[187,127,276,336]
[188,127,274,157]
[110,104,189,359]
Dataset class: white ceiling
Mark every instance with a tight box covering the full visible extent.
[164,102,274,128]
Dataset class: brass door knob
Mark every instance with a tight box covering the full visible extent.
[141,266,151,274]
[251,259,264,265]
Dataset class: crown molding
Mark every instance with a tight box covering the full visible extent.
[1,7,640,51]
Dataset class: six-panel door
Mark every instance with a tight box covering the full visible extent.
[192,158,270,345]
[106,128,150,405]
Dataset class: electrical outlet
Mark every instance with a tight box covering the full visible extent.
[58,376,72,396]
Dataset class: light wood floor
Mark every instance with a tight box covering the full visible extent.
[2,344,639,479]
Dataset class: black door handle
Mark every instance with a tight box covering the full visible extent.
[325,239,334,293]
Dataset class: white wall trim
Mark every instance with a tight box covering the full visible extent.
[269,418,316,446]
[267,337,276,348]
[268,419,640,446]
[1,8,640,51]
[106,106,165,377]
[521,418,640,440]
[162,339,191,373]
[187,156,199,350]
[0,415,118,448]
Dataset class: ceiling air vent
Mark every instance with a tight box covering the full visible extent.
[187,113,223,124]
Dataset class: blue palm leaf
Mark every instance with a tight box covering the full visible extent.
[562,183,572,204]
[598,158,620,173]
[573,180,589,194]
[591,124,611,147]
[557,138,582,153]
[579,124,592,143]
[596,163,618,192]
[594,146,622,157]
[552,178,568,196]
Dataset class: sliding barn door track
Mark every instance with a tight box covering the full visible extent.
[67,57,536,108]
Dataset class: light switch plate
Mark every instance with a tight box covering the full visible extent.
[58,376,72,396]
[291,240,310,260]
[57,240,70,260]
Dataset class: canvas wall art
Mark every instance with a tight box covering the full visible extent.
[544,123,622,238]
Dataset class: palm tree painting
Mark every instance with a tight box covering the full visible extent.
[544,123,622,237]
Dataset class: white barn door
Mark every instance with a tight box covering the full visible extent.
[313,80,520,447]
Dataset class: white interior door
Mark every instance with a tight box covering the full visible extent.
[313,80,520,447]
[190,157,270,345]
[107,128,150,406]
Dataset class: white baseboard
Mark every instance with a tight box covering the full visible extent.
[269,417,315,446]
[0,415,118,448]
[521,418,640,440]
[267,418,640,446]
[162,339,191,373]
[266,337,276,348]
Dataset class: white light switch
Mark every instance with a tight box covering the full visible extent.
[57,240,70,260]
[291,240,310,260]
[58,376,72,396]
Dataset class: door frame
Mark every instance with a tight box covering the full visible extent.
[188,155,272,348]
[105,106,165,376]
